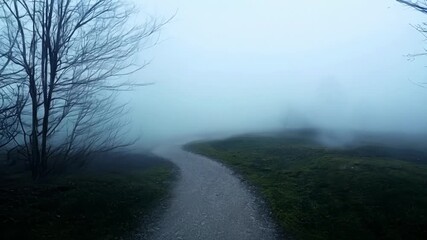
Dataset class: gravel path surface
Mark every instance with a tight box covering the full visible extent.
[141,143,280,240]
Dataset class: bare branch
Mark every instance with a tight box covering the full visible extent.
[0,0,166,179]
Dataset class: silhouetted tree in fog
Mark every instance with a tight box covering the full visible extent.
[0,0,164,180]
[398,1,427,57]
[0,18,24,151]
[398,0,427,13]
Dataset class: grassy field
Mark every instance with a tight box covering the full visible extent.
[0,153,177,240]
[186,131,427,240]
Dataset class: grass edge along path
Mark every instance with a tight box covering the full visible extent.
[185,134,427,240]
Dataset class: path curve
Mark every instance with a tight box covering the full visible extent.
[140,143,280,240]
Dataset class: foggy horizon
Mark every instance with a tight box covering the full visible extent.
[123,0,427,146]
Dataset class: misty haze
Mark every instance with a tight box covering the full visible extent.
[1,0,427,240]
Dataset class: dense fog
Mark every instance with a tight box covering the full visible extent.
[125,0,427,146]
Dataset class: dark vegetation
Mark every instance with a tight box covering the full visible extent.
[186,129,427,240]
[0,153,177,240]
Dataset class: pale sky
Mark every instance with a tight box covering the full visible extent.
[125,0,427,145]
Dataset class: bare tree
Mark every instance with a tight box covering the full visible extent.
[396,0,427,89]
[397,0,427,12]
[0,15,23,150]
[397,1,427,57]
[0,0,163,179]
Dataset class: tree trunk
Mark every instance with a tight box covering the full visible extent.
[30,77,40,180]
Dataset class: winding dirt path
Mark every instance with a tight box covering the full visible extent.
[142,143,280,240]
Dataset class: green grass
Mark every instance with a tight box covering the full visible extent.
[186,134,427,240]
[0,158,177,240]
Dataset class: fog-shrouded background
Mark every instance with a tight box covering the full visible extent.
[123,0,427,146]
